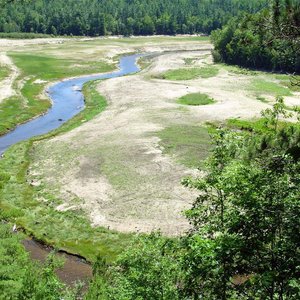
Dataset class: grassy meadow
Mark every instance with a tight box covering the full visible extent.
[159,65,219,80]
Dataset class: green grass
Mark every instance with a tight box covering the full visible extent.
[0,85,51,136]
[223,64,259,76]
[157,125,212,168]
[256,96,269,103]
[226,118,291,133]
[226,118,268,133]
[177,93,215,106]
[10,53,114,80]
[0,65,10,80]
[0,80,133,262]
[160,66,219,80]
[184,58,197,65]
[277,76,300,93]
[249,79,292,97]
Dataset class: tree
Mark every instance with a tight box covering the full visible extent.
[88,233,183,300]
[182,99,300,299]
[211,0,300,74]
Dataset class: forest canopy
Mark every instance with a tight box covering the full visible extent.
[0,0,268,36]
[211,0,300,74]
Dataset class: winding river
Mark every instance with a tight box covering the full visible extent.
[0,53,143,155]
[0,53,144,285]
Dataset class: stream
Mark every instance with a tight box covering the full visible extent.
[0,53,143,155]
[0,53,144,285]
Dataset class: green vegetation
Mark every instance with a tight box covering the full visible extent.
[0,95,49,136]
[249,78,292,97]
[157,125,212,168]
[177,93,215,106]
[0,222,78,299]
[256,96,268,103]
[184,57,197,65]
[0,65,9,80]
[277,75,300,92]
[86,233,182,300]
[10,53,114,80]
[160,66,219,80]
[0,0,267,36]
[212,1,300,74]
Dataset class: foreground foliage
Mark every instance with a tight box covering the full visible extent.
[0,223,78,299]
[212,0,300,74]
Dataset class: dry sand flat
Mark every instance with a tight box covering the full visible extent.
[0,53,19,103]
[27,40,299,235]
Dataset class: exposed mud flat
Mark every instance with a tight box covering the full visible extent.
[22,238,92,286]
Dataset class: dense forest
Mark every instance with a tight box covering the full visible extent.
[212,0,300,73]
[0,0,268,36]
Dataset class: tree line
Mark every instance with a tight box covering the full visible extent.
[0,0,267,36]
[211,0,300,74]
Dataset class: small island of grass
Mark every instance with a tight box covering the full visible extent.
[177,93,216,106]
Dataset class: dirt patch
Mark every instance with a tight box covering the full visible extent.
[0,53,19,103]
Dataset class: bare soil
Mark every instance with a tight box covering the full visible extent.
[0,53,19,103]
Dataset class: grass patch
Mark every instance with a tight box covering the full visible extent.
[177,93,215,106]
[223,64,259,76]
[277,76,300,93]
[160,66,219,80]
[256,96,269,103]
[0,65,10,80]
[9,53,114,80]
[184,58,197,65]
[0,94,51,136]
[157,125,212,168]
[226,118,292,133]
[226,118,268,133]
[249,78,292,97]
